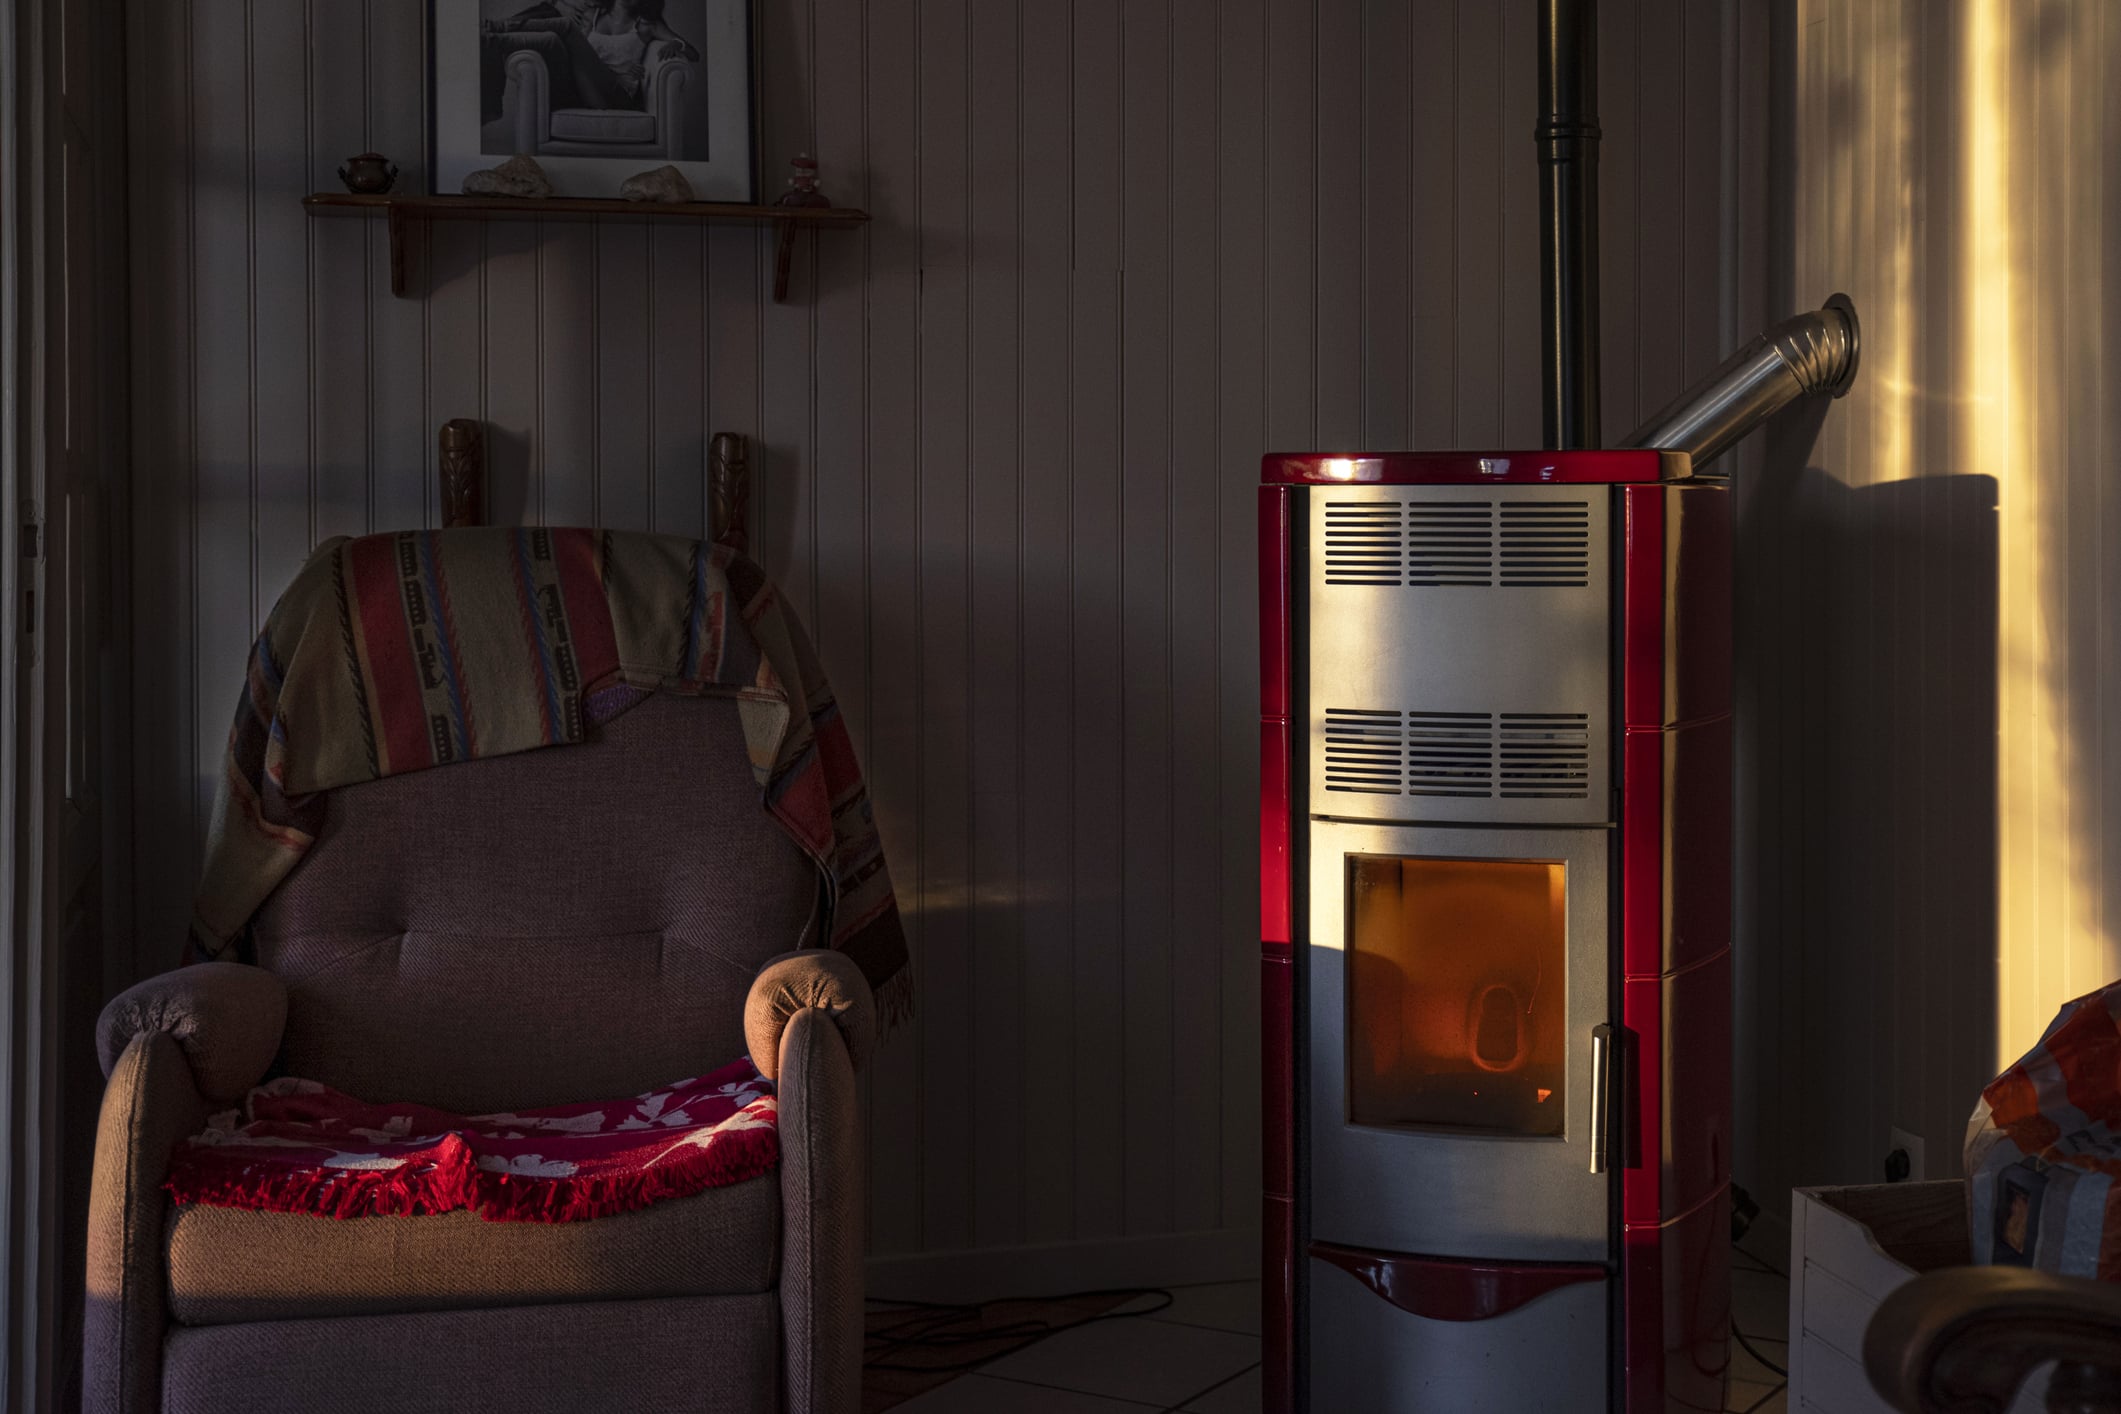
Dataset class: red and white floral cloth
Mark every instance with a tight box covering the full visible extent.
[164,1057,778,1223]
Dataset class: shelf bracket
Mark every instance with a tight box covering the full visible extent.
[771,154,831,305]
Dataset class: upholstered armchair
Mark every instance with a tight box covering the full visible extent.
[85,692,871,1414]
[505,42,697,161]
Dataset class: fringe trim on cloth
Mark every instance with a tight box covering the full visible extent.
[163,1059,783,1224]
[165,1126,781,1224]
[874,968,916,1036]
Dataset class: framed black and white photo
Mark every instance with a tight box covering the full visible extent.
[432,0,756,201]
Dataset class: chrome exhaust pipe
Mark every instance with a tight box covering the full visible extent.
[1620,294,1860,471]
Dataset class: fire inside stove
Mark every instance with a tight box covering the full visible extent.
[1345,855,1566,1138]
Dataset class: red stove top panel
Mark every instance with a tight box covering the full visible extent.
[1262,449,1688,486]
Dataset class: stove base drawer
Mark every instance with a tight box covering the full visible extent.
[1308,1252,1609,1412]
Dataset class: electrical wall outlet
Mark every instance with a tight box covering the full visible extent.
[1888,1126,1928,1182]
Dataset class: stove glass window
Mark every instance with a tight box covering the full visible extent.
[1345,854,1567,1137]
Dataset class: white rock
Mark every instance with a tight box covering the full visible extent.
[619,165,696,204]
[462,155,554,199]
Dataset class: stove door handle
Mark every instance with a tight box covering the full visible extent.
[1588,1022,1615,1174]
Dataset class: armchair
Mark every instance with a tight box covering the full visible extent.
[504,42,697,161]
[84,691,872,1414]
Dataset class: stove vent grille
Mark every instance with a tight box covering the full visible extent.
[1405,503,1494,586]
[1321,710,1594,801]
[1321,504,1405,585]
[1498,501,1592,587]
[1321,709,1405,793]
[1323,500,1590,588]
[1498,713,1592,798]
[1405,712,1495,796]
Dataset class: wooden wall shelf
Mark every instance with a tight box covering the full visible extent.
[304,192,870,303]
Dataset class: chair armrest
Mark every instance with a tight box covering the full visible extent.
[95,962,286,1105]
[85,1032,216,1414]
[745,950,876,1081]
[1864,1265,2121,1413]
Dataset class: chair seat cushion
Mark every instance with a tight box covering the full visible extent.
[165,1170,778,1325]
[162,1293,779,1414]
[550,109,656,143]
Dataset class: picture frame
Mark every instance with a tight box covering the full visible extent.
[431,0,757,202]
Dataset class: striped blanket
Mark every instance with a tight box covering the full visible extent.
[191,527,909,1028]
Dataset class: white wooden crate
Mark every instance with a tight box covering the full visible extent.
[1789,1182,2044,1414]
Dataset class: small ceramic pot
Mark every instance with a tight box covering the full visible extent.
[338,153,399,195]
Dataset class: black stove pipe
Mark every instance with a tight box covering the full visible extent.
[1538,0,1601,450]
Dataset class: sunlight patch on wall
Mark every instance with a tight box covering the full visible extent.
[1972,0,2105,1068]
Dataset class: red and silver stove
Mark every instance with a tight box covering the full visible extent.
[1260,448,1732,1413]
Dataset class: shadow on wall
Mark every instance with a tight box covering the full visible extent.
[1733,396,1998,1202]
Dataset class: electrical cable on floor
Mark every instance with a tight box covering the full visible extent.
[1730,1319,1787,1378]
[1738,1382,1788,1414]
[862,1285,1176,1375]
[1156,1358,1260,1414]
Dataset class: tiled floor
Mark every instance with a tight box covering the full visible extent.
[1728,1233,1793,1414]
[884,1281,1261,1413]
[886,1238,1794,1413]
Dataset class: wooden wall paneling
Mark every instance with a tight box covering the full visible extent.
[1214,0,1268,1229]
[307,0,371,544]
[190,0,256,855]
[806,0,866,704]
[1450,0,1502,445]
[964,0,1025,1254]
[803,0,876,1236]
[913,0,975,1254]
[1118,0,1175,1239]
[2000,0,2040,1041]
[2026,0,2070,1037]
[592,219,651,530]
[1014,0,1078,1249]
[1496,1,1540,446]
[1906,0,1948,1166]
[1722,0,1773,1191]
[424,217,485,524]
[1681,3,1724,385]
[2100,0,2121,1024]
[755,0,816,615]
[1166,0,1224,1237]
[1068,0,1125,1243]
[1631,0,1686,418]
[1263,0,1316,448]
[124,0,197,977]
[481,219,541,528]
[1873,0,1914,1173]
[1310,0,1362,448]
[859,0,923,1257]
[535,223,595,526]
[366,0,428,533]
[1596,0,1640,437]
[251,0,314,606]
[1408,0,1456,448]
[703,221,761,483]
[1358,0,1409,450]
[648,225,706,538]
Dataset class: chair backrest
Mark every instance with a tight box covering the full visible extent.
[248,693,820,1114]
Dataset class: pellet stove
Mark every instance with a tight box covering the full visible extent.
[1258,447,1733,1412]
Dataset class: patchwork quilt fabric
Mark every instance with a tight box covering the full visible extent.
[189,526,909,1028]
[165,1057,779,1222]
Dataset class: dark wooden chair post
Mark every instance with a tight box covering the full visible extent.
[439,419,484,528]
[711,432,749,552]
